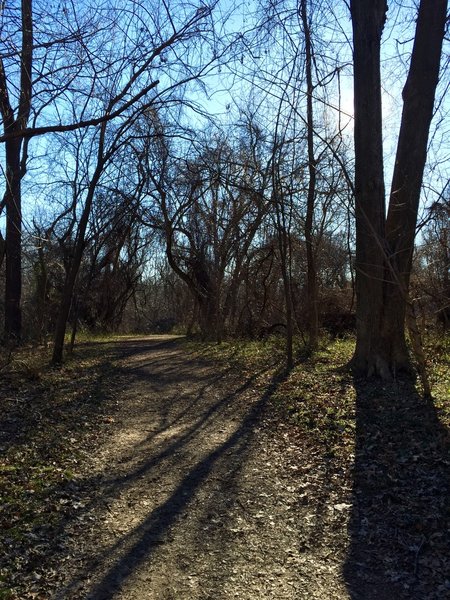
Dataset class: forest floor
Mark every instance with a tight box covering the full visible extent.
[0,334,449,600]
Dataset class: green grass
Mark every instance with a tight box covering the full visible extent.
[270,338,356,455]
[1,331,447,598]
[185,334,298,372]
[424,333,450,423]
[187,333,449,453]
[185,335,357,455]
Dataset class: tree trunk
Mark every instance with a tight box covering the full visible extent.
[350,0,388,376]
[277,218,294,371]
[36,242,49,343]
[68,295,79,355]
[282,264,294,371]
[300,0,319,352]
[0,0,33,342]
[350,0,446,377]
[381,0,447,361]
[4,141,23,341]
[52,128,106,364]
[52,244,83,364]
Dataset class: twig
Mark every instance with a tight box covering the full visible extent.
[406,299,432,398]
[414,535,426,577]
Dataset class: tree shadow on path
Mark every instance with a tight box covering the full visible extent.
[56,342,287,600]
[344,377,450,599]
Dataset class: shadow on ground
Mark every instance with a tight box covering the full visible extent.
[344,378,450,599]
[53,337,287,599]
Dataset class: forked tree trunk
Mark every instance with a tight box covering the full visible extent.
[52,127,106,364]
[350,0,446,378]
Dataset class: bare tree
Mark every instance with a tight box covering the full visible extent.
[1,0,222,346]
[299,0,319,351]
[412,199,450,330]
[0,0,32,341]
[138,117,271,341]
[350,0,447,378]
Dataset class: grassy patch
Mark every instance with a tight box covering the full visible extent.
[184,334,297,372]
[425,333,450,425]
[271,338,356,457]
[0,337,121,598]
[185,335,357,457]
[187,333,449,454]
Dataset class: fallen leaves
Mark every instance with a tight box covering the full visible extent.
[0,334,448,599]
[0,341,120,599]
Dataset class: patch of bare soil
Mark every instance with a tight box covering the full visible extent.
[3,336,448,599]
[40,336,351,599]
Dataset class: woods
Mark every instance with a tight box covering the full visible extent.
[1,2,450,598]
[1,0,448,374]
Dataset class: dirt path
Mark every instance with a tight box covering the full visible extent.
[52,336,351,599]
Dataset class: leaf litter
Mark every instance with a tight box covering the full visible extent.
[0,334,448,599]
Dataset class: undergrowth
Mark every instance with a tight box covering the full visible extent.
[186,333,449,454]
[0,332,448,598]
[423,333,450,424]
[0,338,120,598]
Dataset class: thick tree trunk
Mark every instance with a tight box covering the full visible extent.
[0,0,33,342]
[350,0,446,378]
[381,0,447,360]
[197,293,218,340]
[350,0,388,376]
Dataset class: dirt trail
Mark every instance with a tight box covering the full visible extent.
[53,336,350,599]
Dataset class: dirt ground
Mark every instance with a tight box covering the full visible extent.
[37,335,351,600]
[3,335,448,600]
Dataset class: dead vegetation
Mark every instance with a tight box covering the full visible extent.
[0,334,449,599]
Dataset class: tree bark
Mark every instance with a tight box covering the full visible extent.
[350,0,447,377]
[350,0,388,376]
[0,0,33,342]
[381,0,447,363]
[4,140,23,341]
[300,0,319,352]
[275,200,294,371]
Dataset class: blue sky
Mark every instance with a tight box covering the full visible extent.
[1,0,449,242]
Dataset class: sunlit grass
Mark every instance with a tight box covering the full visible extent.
[271,338,356,455]
[0,331,447,598]
[185,334,306,371]
[187,332,449,450]
[424,333,450,425]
